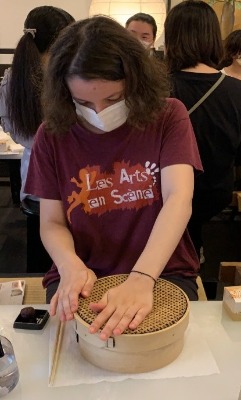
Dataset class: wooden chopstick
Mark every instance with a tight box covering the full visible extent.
[49,320,65,386]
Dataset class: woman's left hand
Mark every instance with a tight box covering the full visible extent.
[88,273,154,340]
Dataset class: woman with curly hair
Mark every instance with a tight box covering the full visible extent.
[25,16,202,340]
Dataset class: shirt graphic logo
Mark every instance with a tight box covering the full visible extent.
[67,161,159,222]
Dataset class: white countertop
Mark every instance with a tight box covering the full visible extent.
[1,302,241,400]
[0,151,23,159]
[0,131,23,159]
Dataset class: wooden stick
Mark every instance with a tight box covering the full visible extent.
[49,320,65,386]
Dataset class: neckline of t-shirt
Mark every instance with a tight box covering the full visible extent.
[75,120,131,140]
[175,70,222,81]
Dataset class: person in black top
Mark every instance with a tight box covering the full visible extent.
[164,0,241,256]
[219,30,241,80]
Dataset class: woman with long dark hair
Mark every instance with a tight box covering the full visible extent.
[0,6,74,202]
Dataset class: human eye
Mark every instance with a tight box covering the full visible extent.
[107,94,123,103]
[107,98,119,103]
[75,100,91,107]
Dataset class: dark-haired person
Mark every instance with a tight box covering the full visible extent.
[220,30,241,80]
[25,16,202,340]
[164,0,241,259]
[219,30,241,189]
[126,12,163,59]
[0,6,75,203]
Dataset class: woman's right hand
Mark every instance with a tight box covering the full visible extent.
[50,265,97,321]
[39,199,97,320]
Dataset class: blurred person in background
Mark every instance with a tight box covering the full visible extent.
[0,6,74,273]
[164,0,241,259]
[126,12,163,59]
[0,6,75,204]
[219,30,241,189]
[219,30,241,80]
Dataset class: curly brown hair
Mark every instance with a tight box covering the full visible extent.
[42,16,169,135]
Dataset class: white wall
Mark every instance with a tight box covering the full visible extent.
[0,0,92,63]
[169,0,181,9]
[0,0,183,63]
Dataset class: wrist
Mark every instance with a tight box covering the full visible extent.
[131,270,157,283]
[57,254,87,275]
[128,270,156,288]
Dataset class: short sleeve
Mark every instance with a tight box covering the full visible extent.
[159,98,203,174]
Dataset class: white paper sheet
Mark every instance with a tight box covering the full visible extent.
[49,314,220,387]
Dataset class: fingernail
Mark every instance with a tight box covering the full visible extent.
[100,332,107,340]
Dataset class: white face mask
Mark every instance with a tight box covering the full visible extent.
[139,39,153,49]
[74,99,129,132]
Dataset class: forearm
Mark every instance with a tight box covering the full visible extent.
[40,221,86,275]
[133,193,192,279]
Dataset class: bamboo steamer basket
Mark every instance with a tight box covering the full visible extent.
[74,275,190,373]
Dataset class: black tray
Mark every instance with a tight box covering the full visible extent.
[13,309,50,330]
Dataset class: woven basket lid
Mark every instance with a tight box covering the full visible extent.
[75,274,189,335]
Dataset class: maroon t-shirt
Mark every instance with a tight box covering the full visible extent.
[25,98,203,287]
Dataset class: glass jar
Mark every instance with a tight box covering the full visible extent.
[0,336,19,397]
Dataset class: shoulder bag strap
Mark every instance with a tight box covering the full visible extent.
[188,73,225,115]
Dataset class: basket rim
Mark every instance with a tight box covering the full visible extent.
[74,304,190,338]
